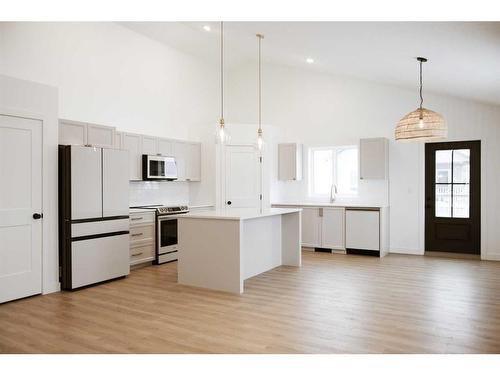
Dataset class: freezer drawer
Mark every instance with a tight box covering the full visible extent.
[71,233,130,289]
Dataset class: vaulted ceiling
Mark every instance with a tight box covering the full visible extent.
[120,22,500,106]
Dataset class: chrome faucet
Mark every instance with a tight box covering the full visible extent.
[330,184,338,203]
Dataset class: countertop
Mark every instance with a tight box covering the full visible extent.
[272,202,388,209]
[178,207,302,221]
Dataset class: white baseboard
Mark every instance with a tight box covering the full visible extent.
[389,248,424,256]
[482,253,500,261]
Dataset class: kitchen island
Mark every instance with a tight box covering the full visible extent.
[177,207,302,293]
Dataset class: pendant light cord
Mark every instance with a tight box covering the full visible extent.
[419,59,423,110]
[257,34,263,132]
[220,21,224,121]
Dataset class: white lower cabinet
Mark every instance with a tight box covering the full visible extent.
[297,207,346,250]
[345,209,380,251]
[129,212,156,266]
[321,207,345,250]
[301,208,322,247]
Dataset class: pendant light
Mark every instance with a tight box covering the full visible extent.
[256,33,264,151]
[215,21,230,144]
[395,57,447,141]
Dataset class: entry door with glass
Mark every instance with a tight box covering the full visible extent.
[425,141,480,254]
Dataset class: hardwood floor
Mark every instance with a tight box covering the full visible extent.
[1,251,500,353]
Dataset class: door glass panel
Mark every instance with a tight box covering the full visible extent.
[435,184,451,218]
[453,184,470,218]
[435,150,452,183]
[453,149,470,183]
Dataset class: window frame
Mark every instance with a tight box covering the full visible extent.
[308,145,359,199]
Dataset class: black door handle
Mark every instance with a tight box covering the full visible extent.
[33,213,43,220]
[227,201,232,205]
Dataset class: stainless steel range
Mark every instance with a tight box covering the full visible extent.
[131,205,189,264]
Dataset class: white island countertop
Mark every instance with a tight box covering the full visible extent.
[179,207,301,221]
[272,202,388,209]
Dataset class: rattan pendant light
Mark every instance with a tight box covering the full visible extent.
[395,57,447,141]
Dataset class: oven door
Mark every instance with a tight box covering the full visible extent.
[157,216,179,255]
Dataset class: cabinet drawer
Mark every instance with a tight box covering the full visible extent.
[130,244,155,265]
[130,212,155,225]
[129,225,154,243]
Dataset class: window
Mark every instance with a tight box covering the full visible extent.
[309,146,358,197]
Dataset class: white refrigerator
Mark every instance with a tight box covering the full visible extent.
[59,145,130,290]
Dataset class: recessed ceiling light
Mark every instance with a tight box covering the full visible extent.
[203,25,211,32]
[306,58,314,64]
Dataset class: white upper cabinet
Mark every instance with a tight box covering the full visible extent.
[142,135,158,155]
[359,137,388,180]
[158,138,174,156]
[172,141,188,180]
[60,119,201,182]
[122,132,142,180]
[59,119,87,145]
[87,123,115,148]
[113,131,122,150]
[59,119,115,148]
[278,143,302,181]
[171,141,201,181]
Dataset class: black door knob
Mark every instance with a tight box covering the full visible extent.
[33,213,43,220]
[227,201,232,205]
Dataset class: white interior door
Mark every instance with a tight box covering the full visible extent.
[102,148,129,217]
[224,145,261,208]
[0,114,42,303]
[71,146,102,220]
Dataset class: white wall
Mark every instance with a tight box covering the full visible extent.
[0,22,219,207]
[226,62,500,260]
[0,22,218,140]
[0,74,59,294]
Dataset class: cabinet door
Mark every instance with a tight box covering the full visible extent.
[187,142,201,181]
[172,141,188,180]
[114,131,122,149]
[278,143,296,180]
[59,120,87,145]
[87,123,115,148]
[321,207,345,250]
[71,146,102,220]
[301,208,322,247]
[158,138,173,156]
[122,133,142,180]
[360,138,388,180]
[345,209,380,251]
[102,149,129,217]
[142,135,158,155]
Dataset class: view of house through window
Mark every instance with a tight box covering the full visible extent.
[309,146,358,197]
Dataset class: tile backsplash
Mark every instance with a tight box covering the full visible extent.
[129,181,189,207]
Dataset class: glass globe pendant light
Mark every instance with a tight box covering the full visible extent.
[395,57,447,141]
[215,21,230,144]
[256,33,264,151]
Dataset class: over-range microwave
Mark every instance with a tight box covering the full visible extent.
[142,154,178,180]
